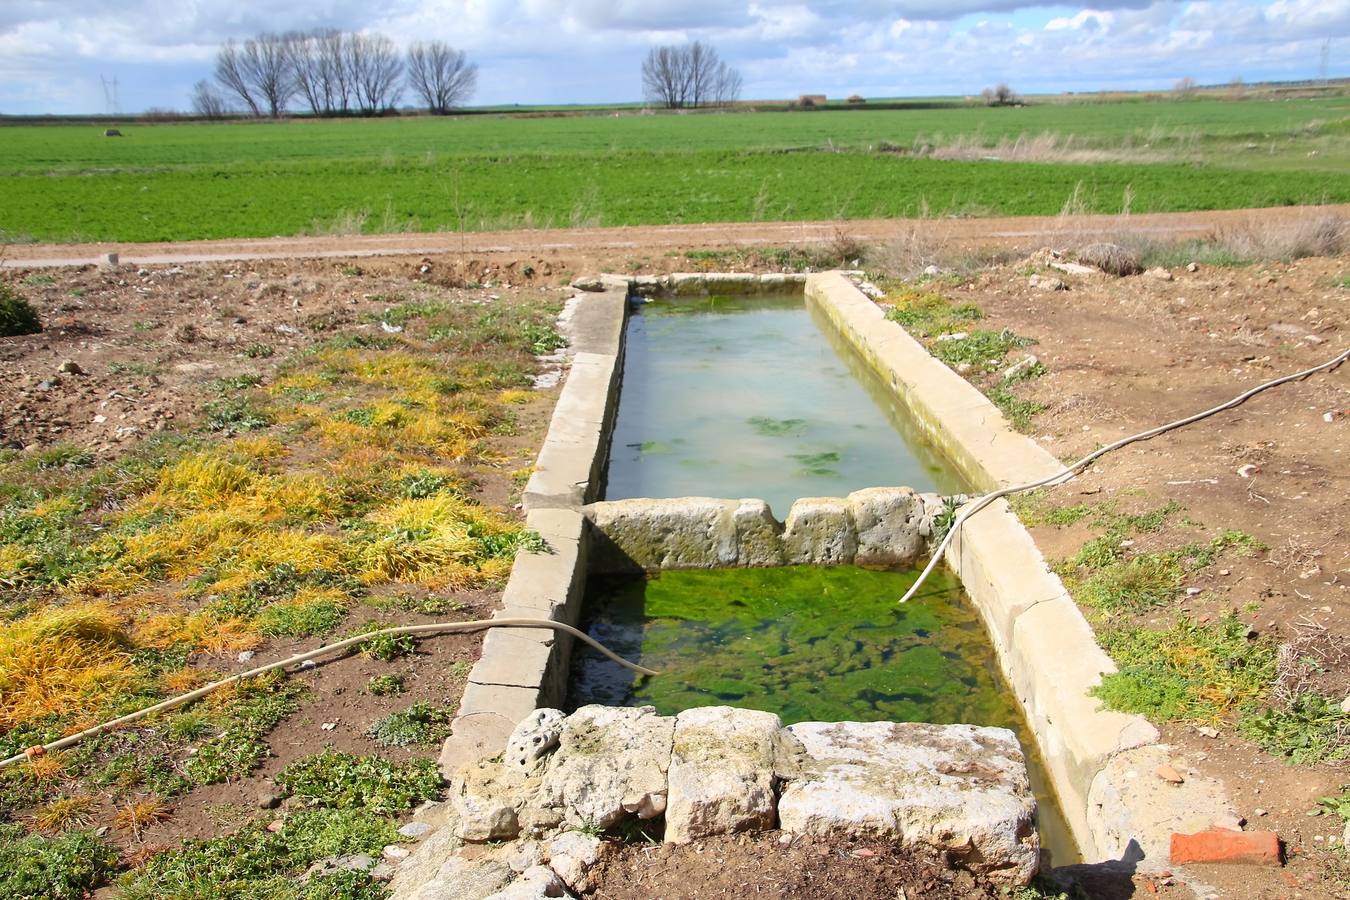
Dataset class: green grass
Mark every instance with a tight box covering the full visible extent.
[1094,614,1276,723]
[276,748,442,814]
[0,824,118,900]
[367,702,453,748]
[1,98,1347,242]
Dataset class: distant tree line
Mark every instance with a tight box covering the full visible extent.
[193,30,477,119]
[641,42,742,109]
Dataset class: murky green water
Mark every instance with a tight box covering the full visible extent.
[603,294,966,516]
[568,565,1077,864]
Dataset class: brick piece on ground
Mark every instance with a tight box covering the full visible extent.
[1170,829,1281,866]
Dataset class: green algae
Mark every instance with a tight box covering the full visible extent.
[568,565,1022,731]
[568,563,1079,864]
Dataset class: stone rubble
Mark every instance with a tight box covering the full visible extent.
[387,705,1040,900]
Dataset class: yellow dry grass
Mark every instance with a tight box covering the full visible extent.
[133,611,260,655]
[0,603,140,729]
[32,794,98,832]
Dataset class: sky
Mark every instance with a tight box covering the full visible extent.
[0,1,1346,115]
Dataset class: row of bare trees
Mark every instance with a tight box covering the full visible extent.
[641,42,742,109]
[195,30,477,118]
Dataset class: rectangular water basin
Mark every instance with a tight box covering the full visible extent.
[603,293,967,514]
[567,564,1076,864]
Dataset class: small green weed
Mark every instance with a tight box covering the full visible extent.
[987,381,1045,432]
[372,299,450,327]
[1240,692,1350,765]
[355,625,416,661]
[0,824,117,899]
[108,361,163,377]
[883,289,984,337]
[0,283,42,337]
[930,329,1036,372]
[276,748,443,814]
[365,674,403,696]
[241,342,275,359]
[367,702,453,747]
[203,397,273,433]
[28,445,95,470]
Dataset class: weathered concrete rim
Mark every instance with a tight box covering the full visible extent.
[805,271,1221,867]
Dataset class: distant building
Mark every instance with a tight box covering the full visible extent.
[846,94,866,104]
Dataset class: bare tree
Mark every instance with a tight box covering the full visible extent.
[242,33,296,117]
[286,30,329,116]
[1173,76,1198,96]
[346,33,404,115]
[407,41,477,113]
[214,40,260,117]
[981,83,1018,107]
[190,79,228,119]
[317,29,353,114]
[642,42,741,109]
[711,60,742,107]
[642,45,692,108]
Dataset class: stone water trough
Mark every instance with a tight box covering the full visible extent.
[389,705,1039,900]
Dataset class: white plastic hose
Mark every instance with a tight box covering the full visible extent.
[900,346,1350,604]
[0,617,655,770]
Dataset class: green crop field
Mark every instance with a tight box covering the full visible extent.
[1,97,1347,243]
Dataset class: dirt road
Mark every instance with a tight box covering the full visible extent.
[5,205,1348,268]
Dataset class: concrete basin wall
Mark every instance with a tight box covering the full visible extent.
[805,272,1177,862]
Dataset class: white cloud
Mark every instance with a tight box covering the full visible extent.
[0,1,1346,113]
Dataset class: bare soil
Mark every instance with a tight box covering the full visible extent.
[0,257,562,866]
[6,205,1348,270]
[936,252,1349,899]
[3,214,1347,898]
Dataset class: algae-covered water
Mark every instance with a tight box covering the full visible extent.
[603,294,966,515]
[568,564,1077,864]
[568,565,1018,727]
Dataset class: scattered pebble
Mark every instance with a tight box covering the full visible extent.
[398,822,433,839]
[321,722,337,731]
[57,359,84,375]
[1197,726,1220,738]
[1156,765,1185,785]
[237,650,256,663]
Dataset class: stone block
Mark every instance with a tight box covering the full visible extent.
[778,721,1039,887]
[782,497,857,564]
[541,705,674,830]
[665,706,783,843]
[847,486,923,566]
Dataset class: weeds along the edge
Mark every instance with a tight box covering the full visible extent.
[0,281,567,898]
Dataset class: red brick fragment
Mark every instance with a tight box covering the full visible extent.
[1170,829,1281,866]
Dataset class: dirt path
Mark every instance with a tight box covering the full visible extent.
[5,205,1348,268]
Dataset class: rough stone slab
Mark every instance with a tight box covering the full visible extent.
[782,497,857,564]
[387,820,465,900]
[585,497,740,571]
[847,486,924,567]
[665,706,783,844]
[778,721,1039,887]
[395,855,514,900]
[547,831,607,892]
[541,705,674,829]
[483,865,573,900]
[565,289,627,357]
[451,758,524,842]
[505,709,567,774]
[1088,746,1237,868]
[732,499,785,566]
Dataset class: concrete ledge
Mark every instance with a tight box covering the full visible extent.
[808,271,1184,864]
[806,271,1062,493]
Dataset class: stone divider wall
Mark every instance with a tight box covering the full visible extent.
[805,272,1236,866]
[584,488,950,573]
